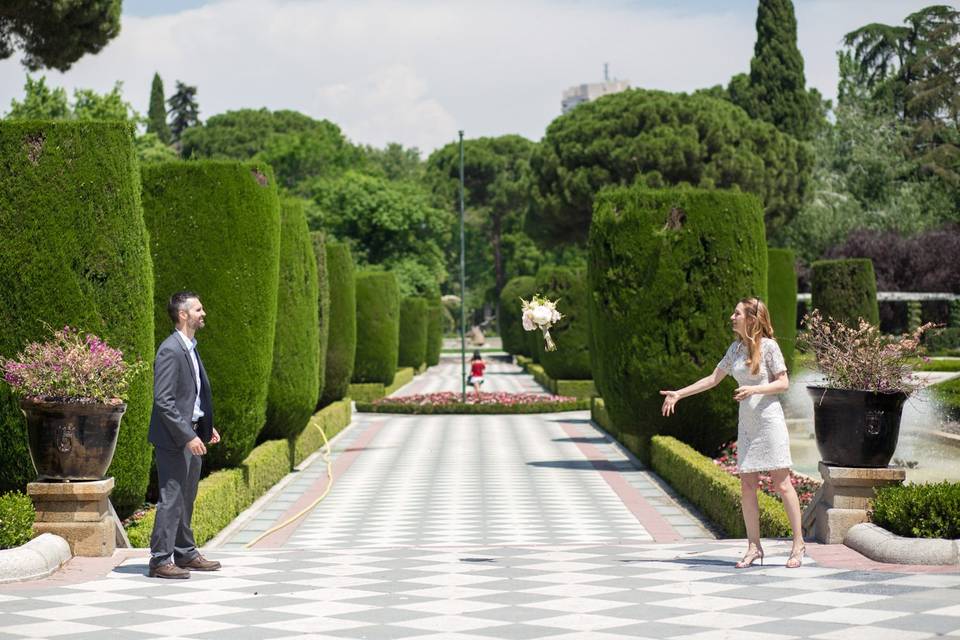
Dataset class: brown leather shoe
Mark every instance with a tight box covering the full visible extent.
[175,554,221,571]
[148,563,190,579]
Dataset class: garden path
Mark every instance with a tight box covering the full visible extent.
[2,357,959,639]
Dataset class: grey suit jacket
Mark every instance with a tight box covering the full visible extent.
[148,332,214,450]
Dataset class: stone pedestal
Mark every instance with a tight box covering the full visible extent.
[802,462,906,544]
[27,478,117,557]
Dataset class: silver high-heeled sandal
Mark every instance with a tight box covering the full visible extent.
[786,545,805,569]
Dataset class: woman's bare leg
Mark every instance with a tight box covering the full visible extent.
[770,468,805,550]
[740,472,762,550]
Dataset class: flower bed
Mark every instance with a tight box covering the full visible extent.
[356,391,589,414]
[713,441,821,508]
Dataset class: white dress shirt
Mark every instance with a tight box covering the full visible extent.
[176,330,205,422]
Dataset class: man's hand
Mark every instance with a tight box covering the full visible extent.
[209,428,220,445]
[187,436,207,456]
[660,390,680,417]
[733,386,757,402]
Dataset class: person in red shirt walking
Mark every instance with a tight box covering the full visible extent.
[468,350,486,400]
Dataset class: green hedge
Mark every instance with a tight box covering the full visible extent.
[0,121,155,516]
[425,298,444,367]
[0,491,35,550]
[311,232,331,408]
[588,187,767,463]
[810,259,879,327]
[352,271,400,385]
[871,481,960,539]
[932,378,960,420]
[142,160,281,469]
[127,398,354,547]
[319,243,356,406]
[262,200,320,441]
[525,363,596,398]
[356,399,590,414]
[651,436,791,538]
[767,248,797,372]
[534,267,591,380]
[499,276,537,356]
[398,297,428,369]
[348,367,415,402]
[925,327,960,356]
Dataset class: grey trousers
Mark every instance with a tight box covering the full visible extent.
[149,446,202,568]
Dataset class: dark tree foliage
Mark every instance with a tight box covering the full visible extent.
[147,72,171,144]
[0,1,121,71]
[729,0,821,140]
[528,89,812,246]
[167,81,200,143]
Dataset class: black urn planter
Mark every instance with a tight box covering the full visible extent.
[806,386,907,468]
[20,398,126,481]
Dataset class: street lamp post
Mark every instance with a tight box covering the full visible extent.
[458,130,467,403]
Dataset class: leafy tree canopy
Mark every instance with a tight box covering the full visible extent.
[6,75,139,123]
[181,108,362,190]
[528,88,813,245]
[0,0,121,71]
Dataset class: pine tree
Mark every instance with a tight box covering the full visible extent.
[732,0,820,140]
[167,80,200,143]
[146,72,171,143]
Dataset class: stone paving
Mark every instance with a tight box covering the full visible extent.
[1,357,958,639]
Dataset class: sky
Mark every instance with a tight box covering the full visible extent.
[0,0,936,154]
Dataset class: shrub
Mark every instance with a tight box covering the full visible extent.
[319,243,356,406]
[141,160,281,469]
[651,436,791,538]
[292,398,352,467]
[311,232,330,407]
[499,276,537,356]
[0,121,154,516]
[534,266,591,380]
[352,271,400,385]
[398,297,428,369]
[588,187,767,462]
[425,298,444,367]
[932,377,960,420]
[925,327,960,356]
[261,200,320,441]
[871,482,960,539]
[0,491,35,549]
[810,259,879,327]
[767,248,797,372]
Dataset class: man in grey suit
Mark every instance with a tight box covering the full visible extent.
[147,291,222,579]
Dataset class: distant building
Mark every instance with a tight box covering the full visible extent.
[561,65,630,114]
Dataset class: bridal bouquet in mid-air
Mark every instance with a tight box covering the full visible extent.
[521,295,563,352]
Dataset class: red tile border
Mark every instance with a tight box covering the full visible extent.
[0,549,147,591]
[561,422,682,543]
[249,418,387,549]
[806,542,960,573]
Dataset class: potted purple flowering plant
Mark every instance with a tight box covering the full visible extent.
[1,326,146,481]
[797,310,934,468]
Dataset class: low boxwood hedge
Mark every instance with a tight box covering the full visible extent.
[871,481,960,539]
[347,367,415,402]
[650,436,791,538]
[126,399,353,547]
[355,399,590,414]
[0,491,34,550]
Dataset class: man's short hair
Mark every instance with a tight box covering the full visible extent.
[167,291,200,325]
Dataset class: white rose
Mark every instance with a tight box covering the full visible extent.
[521,310,536,331]
[532,305,553,326]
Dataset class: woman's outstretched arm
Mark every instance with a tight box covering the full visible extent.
[660,367,727,416]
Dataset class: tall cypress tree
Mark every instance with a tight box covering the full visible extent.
[733,0,819,140]
[146,72,171,143]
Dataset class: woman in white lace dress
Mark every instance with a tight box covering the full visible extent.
[659,298,805,569]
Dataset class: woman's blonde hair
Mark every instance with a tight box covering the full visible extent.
[737,297,775,375]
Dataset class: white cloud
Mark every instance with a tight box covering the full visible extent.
[0,0,937,152]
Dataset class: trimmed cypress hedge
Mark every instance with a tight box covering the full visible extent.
[0,121,155,516]
[352,271,400,385]
[534,267,591,380]
[262,200,320,441]
[319,243,356,406]
[767,248,797,372]
[810,258,879,327]
[588,187,767,463]
[499,276,536,356]
[398,297,428,369]
[425,298,443,367]
[141,160,281,470]
[310,231,330,406]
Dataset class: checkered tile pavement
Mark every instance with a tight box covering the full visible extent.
[393,356,546,396]
[3,358,958,639]
[2,544,960,639]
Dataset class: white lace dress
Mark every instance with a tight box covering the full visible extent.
[717,338,792,473]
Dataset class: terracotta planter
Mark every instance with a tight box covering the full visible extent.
[20,398,126,481]
[807,386,906,468]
